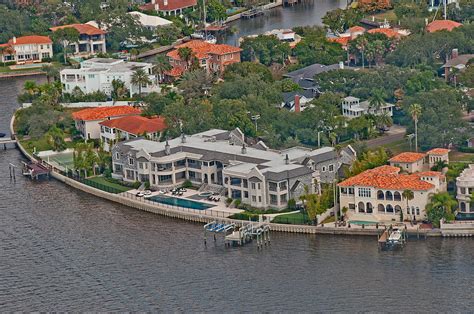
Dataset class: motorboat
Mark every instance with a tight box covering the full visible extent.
[135,192,145,197]
[387,229,403,244]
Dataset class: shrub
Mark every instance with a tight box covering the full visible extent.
[288,198,296,210]
[225,198,233,206]
[234,199,241,207]
[4,61,16,66]
[41,57,53,62]
[459,146,474,153]
[181,179,193,188]
[145,181,150,189]
[132,181,141,189]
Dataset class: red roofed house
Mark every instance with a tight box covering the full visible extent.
[166,40,242,79]
[389,152,427,173]
[338,165,447,222]
[0,35,53,64]
[367,28,401,39]
[72,106,142,140]
[99,116,167,151]
[50,23,107,57]
[426,148,450,168]
[426,19,462,33]
[140,0,197,16]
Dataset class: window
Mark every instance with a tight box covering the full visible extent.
[230,177,241,186]
[243,179,248,188]
[280,194,287,204]
[115,152,120,160]
[270,194,278,205]
[358,188,371,198]
[269,182,277,192]
[244,191,249,198]
[279,181,287,191]
[258,196,262,203]
[251,182,256,190]
[88,74,95,79]
[341,188,347,195]
[257,183,261,190]
[322,166,326,172]
[348,188,354,195]
[252,196,257,202]
[348,203,355,210]
[128,157,134,166]
[328,164,334,172]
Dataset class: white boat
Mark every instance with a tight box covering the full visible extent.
[388,229,403,244]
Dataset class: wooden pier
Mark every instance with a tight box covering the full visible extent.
[22,161,51,180]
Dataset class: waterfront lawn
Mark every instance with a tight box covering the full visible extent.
[86,176,132,193]
[272,212,309,225]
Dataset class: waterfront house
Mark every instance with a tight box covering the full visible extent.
[50,23,107,57]
[165,40,242,80]
[442,49,474,82]
[111,128,355,209]
[60,58,159,97]
[0,35,53,64]
[99,115,167,152]
[426,19,462,33]
[426,148,450,168]
[72,105,142,140]
[338,165,447,222]
[456,164,474,213]
[389,152,427,173]
[139,0,197,16]
[341,96,394,119]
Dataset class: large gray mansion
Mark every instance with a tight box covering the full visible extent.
[112,128,356,209]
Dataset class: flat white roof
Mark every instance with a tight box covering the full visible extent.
[128,11,172,27]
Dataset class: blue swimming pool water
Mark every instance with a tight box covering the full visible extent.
[348,220,378,225]
[149,195,214,210]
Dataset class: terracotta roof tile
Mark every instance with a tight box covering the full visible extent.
[338,165,435,190]
[167,40,242,61]
[389,152,426,163]
[426,148,450,155]
[99,115,166,135]
[50,23,106,35]
[349,26,366,33]
[154,0,197,11]
[72,106,141,121]
[8,35,52,45]
[426,20,462,33]
[367,28,399,38]
[328,37,350,46]
[414,171,445,179]
[165,66,184,77]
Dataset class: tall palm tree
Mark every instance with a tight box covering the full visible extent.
[409,103,422,152]
[402,189,414,219]
[41,64,59,84]
[177,47,194,68]
[131,68,152,96]
[369,89,386,112]
[152,54,172,83]
[426,192,457,226]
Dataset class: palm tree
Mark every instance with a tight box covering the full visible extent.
[41,64,59,83]
[375,112,393,133]
[369,89,386,112]
[177,47,194,68]
[431,159,448,171]
[131,68,152,96]
[130,48,139,61]
[111,79,127,102]
[24,81,38,95]
[0,45,15,67]
[409,103,422,152]
[402,189,414,220]
[426,192,457,227]
[152,54,172,83]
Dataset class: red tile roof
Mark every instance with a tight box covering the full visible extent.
[99,115,166,135]
[154,0,197,11]
[50,23,106,35]
[165,66,184,77]
[167,40,242,60]
[426,148,450,155]
[349,26,366,33]
[72,106,141,121]
[8,35,52,45]
[414,171,445,179]
[338,165,435,191]
[328,37,350,46]
[389,152,426,163]
[367,28,399,38]
[426,20,462,33]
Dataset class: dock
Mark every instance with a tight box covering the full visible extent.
[378,225,407,250]
[1,136,17,149]
[242,7,265,19]
[22,161,51,180]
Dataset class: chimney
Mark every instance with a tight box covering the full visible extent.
[165,139,170,155]
[294,94,301,113]
[241,143,247,154]
[339,61,344,69]
[181,133,186,143]
[452,48,459,59]
[12,36,16,44]
[285,154,290,165]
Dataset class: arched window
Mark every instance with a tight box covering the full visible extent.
[395,205,402,213]
[385,191,393,201]
[460,202,466,212]
[377,190,384,200]
[386,204,394,213]
[366,202,373,213]
[378,204,385,213]
[394,192,401,201]
[358,202,365,213]
[416,207,420,215]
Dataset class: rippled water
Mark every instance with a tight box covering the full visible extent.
[1,78,474,312]
[222,0,346,45]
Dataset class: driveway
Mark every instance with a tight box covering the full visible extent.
[364,125,406,148]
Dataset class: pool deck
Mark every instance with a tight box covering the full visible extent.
[126,189,243,216]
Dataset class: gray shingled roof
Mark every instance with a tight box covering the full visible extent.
[264,166,313,181]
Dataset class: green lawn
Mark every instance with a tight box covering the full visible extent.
[272,212,309,225]
[86,176,132,193]
[382,139,411,155]
[369,10,397,22]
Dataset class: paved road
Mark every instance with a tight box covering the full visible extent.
[364,125,406,148]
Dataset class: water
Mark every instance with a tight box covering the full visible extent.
[222,0,347,45]
[2,80,474,312]
[149,195,215,210]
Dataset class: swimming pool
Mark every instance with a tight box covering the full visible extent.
[348,220,378,225]
[149,195,214,210]
[10,63,46,69]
